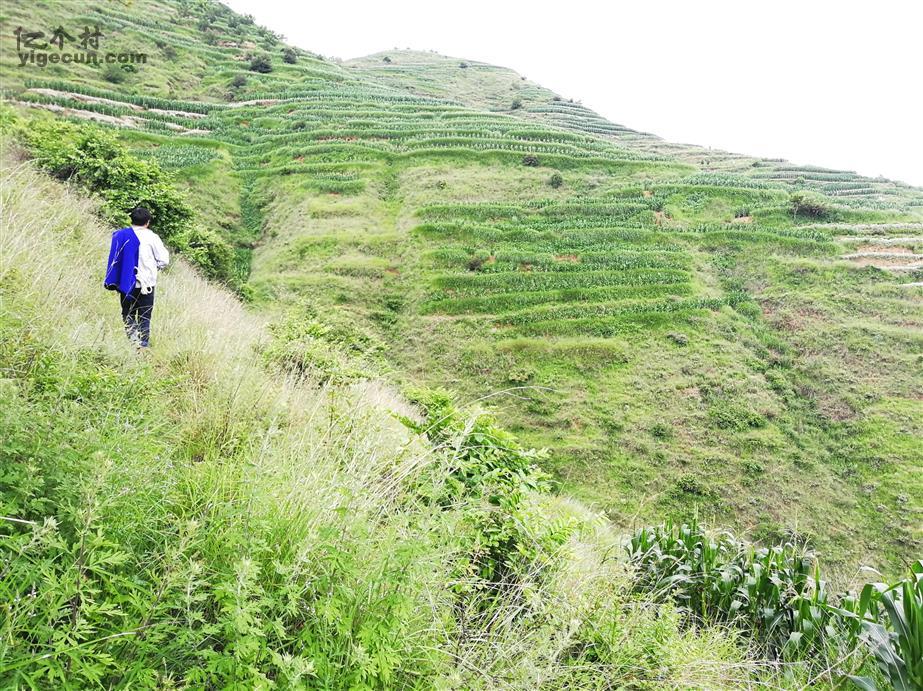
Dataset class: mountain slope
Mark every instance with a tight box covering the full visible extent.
[2,143,773,688]
[1,0,919,579]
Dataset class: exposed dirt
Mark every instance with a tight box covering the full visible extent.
[227,98,281,108]
[554,254,580,263]
[28,88,208,119]
[15,100,140,128]
[732,215,753,224]
[843,255,923,270]
[855,244,915,255]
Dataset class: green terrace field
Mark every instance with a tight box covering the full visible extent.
[1,0,920,582]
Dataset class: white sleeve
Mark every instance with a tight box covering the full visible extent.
[153,234,170,268]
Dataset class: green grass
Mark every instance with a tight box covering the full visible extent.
[2,0,922,685]
[2,155,777,689]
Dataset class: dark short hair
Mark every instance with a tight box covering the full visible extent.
[130,206,152,226]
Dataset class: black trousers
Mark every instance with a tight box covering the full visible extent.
[119,286,155,347]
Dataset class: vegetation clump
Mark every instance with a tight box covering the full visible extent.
[628,519,923,689]
[790,190,833,219]
[15,116,236,283]
[248,54,273,73]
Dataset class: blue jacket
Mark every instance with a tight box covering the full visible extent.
[104,227,140,295]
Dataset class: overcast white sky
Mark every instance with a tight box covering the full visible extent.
[223,0,923,186]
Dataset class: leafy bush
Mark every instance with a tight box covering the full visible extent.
[248,54,273,73]
[172,225,236,280]
[281,47,297,64]
[102,63,126,84]
[522,154,540,167]
[230,73,248,89]
[400,389,555,585]
[790,190,833,219]
[17,117,235,283]
[510,98,523,110]
[549,172,563,188]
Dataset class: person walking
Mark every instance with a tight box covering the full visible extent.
[104,207,169,348]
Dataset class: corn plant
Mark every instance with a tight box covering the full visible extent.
[836,561,923,691]
[627,518,833,656]
[630,521,923,687]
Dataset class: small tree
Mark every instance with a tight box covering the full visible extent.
[382,56,392,63]
[790,190,831,220]
[230,74,248,89]
[282,47,297,64]
[248,54,272,73]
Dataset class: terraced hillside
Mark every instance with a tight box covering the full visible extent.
[2,0,920,578]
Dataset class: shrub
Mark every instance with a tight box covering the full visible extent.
[650,422,673,439]
[382,56,391,63]
[281,47,297,64]
[549,172,563,188]
[172,225,236,281]
[510,98,523,110]
[671,473,713,497]
[467,256,485,272]
[459,61,468,68]
[248,54,273,73]
[102,63,126,84]
[230,74,248,89]
[400,388,554,585]
[17,118,235,283]
[522,154,540,167]
[790,191,832,219]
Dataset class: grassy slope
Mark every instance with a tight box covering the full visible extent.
[1,0,919,580]
[1,148,773,688]
[334,52,923,575]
